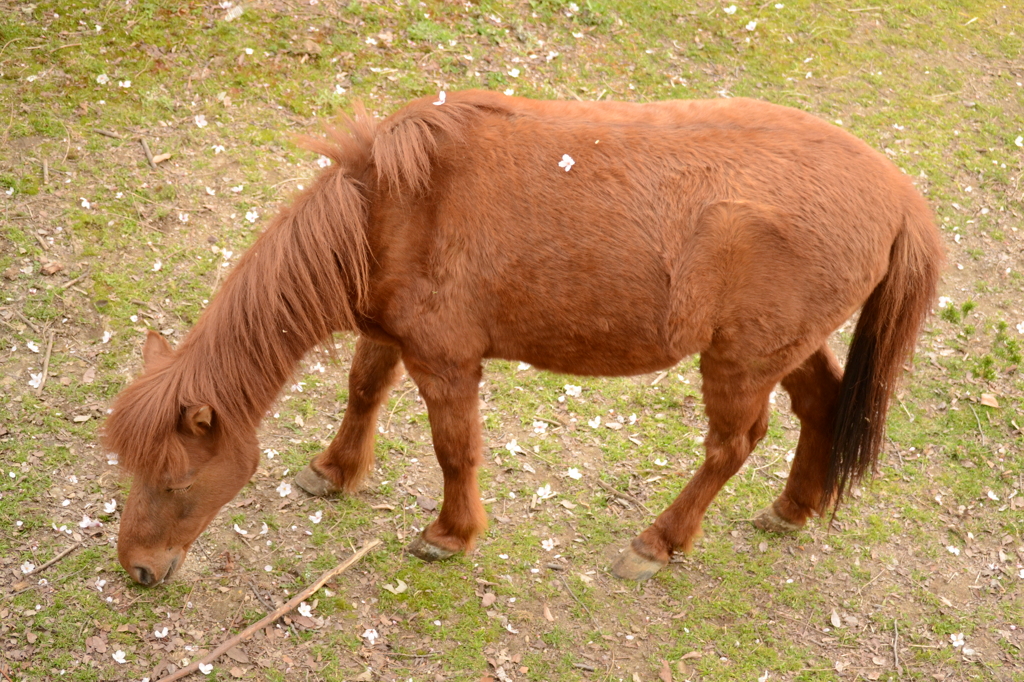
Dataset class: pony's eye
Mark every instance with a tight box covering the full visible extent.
[168,484,193,494]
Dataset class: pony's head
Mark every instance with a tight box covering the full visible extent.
[106,331,259,586]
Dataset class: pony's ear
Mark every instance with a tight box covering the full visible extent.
[142,330,173,367]
[183,405,214,436]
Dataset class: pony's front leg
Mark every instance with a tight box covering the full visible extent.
[404,359,487,561]
[295,337,402,496]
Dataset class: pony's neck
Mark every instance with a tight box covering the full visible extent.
[171,170,369,430]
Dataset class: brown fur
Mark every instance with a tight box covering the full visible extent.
[106,91,943,585]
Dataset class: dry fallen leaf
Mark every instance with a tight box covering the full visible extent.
[40,257,63,275]
[680,650,702,660]
[659,658,673,682]
[980,393,1000,408]
[830,609,842,628]
[481,592,497,608]
[543,603,554,622]
[382,579,408,595]
[85,635,107,654]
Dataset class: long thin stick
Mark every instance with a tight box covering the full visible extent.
[35,331,55,397]
[23,543,79,579]
[157,539,381,682]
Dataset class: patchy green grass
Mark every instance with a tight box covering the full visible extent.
[2,0,1023,681]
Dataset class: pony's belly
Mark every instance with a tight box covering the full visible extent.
[522,351,680,378]
[486,327,681,378]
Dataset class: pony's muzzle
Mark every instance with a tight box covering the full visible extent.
[124,551,182,587]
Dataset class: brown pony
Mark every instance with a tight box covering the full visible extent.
[104,90,942,586]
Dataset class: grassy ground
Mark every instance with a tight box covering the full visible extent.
[1,1,1023,680]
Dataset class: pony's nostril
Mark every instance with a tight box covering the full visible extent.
[163,556,180,582]
[134,565,156,587]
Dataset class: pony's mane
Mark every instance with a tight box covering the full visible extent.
[105,93,498,483]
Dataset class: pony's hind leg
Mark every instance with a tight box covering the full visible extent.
[403,358,488,562]
[753,344,843,533]
[613,357,774,581]
[295,337,402,496]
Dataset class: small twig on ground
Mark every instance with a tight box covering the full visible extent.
[384,387,416,432]
[60,267,91,290]
[42,159,49,185]
[93,128,123,139]
[35,331,55,396]
[594,478,651,514]
[650,371,668,386]
[892,619,901,676]
[249,581,276,614]
[13,310,40,334]
[235,532,256,552]
[531,416,563,427]
[33,232,49,251]
[23,543,78,579]
[969,404,987,443]
[58,119,71,163]
[156,539,381,682]
[559,575,599,630]
[854,570,884,596]
[140,137,157,170]
[898,398,914,422]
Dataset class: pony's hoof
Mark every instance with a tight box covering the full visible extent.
[752,503,804,534]
[611,545,667,581]
[407,535,458,562]
[294,465,341,497]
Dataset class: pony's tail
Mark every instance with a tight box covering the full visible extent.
[825,198,943,509]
